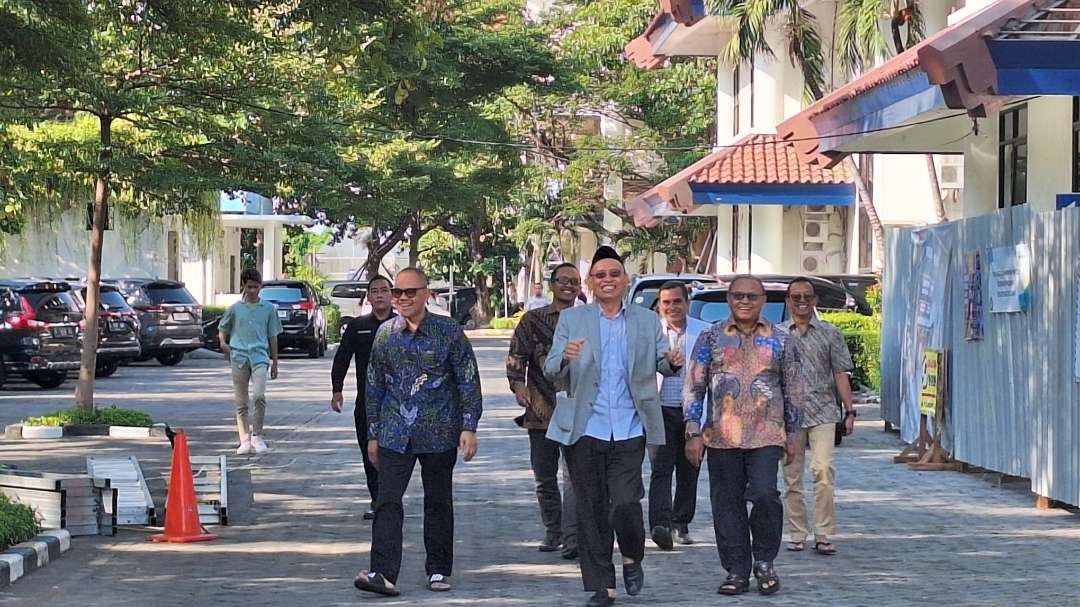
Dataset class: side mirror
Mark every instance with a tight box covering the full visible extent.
[319,296,331,306]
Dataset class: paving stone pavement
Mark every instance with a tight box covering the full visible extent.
[2,336,1080,606]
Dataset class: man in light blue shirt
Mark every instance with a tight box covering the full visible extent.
[219,268,283,455]
[544,246,680,607]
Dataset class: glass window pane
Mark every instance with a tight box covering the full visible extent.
[1017,107,1027,138]
[1001,111,1013,141]
[1014,143,1028,204]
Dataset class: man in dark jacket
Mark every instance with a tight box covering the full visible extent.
[331,274,395,520]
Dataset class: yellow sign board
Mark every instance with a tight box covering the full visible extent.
[919,348,945,416]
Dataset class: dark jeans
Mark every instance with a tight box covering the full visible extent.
[565,435,646,592]
[353,399,379,505]
[648,406,700,532]
[529,430,578,550]
[706,446,784,579]
[370,447,456,584]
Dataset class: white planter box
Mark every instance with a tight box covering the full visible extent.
[108,426,151,439]
[21,426,63,439]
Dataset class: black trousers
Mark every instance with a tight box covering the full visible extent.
[529,430,578,549]
[648,406,700,532]
[369,447,456,584]
[353,397,379,505]
[565,435,646,592]
[706,446,784,578]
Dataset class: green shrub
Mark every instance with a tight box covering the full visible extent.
[24,406,154,427]
[489,317,519,330]
[0,493,40,551]
[819,312,881,391]
[202,304,228,322]
[325,304,342,344]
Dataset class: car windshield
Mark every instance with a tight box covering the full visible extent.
[22,290,81,321]
[693,301,786,324]
[100,290,131,311]
[145,285,197,304]
[260,286,306,303]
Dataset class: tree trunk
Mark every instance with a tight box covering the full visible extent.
[845,156,886,270]
[925,154,948,223]
[408,211,422,268]
[468,225,493,326]
[74,116,113,410]
[362,215,412,279]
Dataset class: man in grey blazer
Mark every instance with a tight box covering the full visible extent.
[544,246,681,607]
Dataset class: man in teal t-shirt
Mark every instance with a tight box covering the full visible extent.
[219,268,283,455]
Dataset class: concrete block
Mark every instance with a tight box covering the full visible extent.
[21,426,63,440]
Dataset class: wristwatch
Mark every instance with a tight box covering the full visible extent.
[685,430,702,440]
[844,409,857,418]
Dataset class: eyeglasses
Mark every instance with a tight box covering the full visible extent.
[552,277,580,287]
[729,292,763,302]
[590,270,624,280]
[390,288,425,299]
[789,294,816,303]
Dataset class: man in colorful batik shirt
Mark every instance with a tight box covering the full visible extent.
[683,275,796,597]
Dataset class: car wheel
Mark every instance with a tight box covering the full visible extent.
[155,352,185,366]
[96,360,120,378]
[27,371,66,390]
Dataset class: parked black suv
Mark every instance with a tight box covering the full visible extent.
[0,280,83,389]
[110,278,203,366]
[68,281,142,378]
[260,280,328,358]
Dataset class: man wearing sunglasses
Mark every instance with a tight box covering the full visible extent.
[506,262,581,560]
[780,277,855,556]
[355,268,482,597]
[544,246,681,607]
[330,274,396,521]
[683,275,796,597]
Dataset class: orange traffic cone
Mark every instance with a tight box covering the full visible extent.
[150,430,220,543]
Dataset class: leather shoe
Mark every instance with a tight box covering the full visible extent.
[585,589,615,607]
[622,561,644,596]
[561,545,578,560]
[674,527,694,545]
[651,525,673,551]
[538,531,561,552]
[362,509,375,521]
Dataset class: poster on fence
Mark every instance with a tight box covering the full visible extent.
[919,348,945,416]
[988,244,1031,313]
[964,251,984,341]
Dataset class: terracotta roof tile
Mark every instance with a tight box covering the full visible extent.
[687,134,853,186]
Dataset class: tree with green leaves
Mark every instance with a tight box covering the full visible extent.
[0,1,371,409]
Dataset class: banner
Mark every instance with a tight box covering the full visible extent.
[988,243,1031,313]
[963,251,984,341]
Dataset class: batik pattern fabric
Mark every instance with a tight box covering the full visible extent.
[682,318,796,450]
[782,317,854,428]
[366,314,483,454]
[506,305,562,430]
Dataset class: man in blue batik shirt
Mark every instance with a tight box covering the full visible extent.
[354,267,483,598]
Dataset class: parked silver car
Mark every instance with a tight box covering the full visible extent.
[109,278,202,366]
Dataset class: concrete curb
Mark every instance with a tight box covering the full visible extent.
[0,529,71,588]
[4,423,168,440]
[465,329,515,337]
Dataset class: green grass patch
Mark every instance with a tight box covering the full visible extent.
[24,406,154,428]
[0,493,39,551]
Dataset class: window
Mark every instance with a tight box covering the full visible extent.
[1073,97,1079,192]
[998,105,1028,208]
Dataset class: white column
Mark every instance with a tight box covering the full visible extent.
[261,223,279,280]
[1027,96,1073,212]
[847,204,861,273]
[736,205,752,273]
[749,205,784,273]
[715,206,734,273]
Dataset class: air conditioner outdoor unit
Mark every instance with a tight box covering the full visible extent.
[801,251,826,273]
[937,155,964,189]
[803,219,829,244]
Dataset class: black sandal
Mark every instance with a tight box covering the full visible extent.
[753,561,780,596]
[813,541,837,555]
[718,573,750,595]
[354,571,400,596]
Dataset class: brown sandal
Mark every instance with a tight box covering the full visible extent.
[813,541,837,555]
[786,541,805,551]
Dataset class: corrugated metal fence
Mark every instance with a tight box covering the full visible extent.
[882,205,1080,505]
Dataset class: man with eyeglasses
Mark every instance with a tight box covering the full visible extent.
[544,246,681,607]
[506,262,581,560]
[780,277,855,556]
[355,267,482,597]
[683,275,796,597]
[331,274,396,521]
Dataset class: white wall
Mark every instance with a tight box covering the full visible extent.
[1027,96,1074,212]
[0,208,167,280]
[873,154,961,226]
